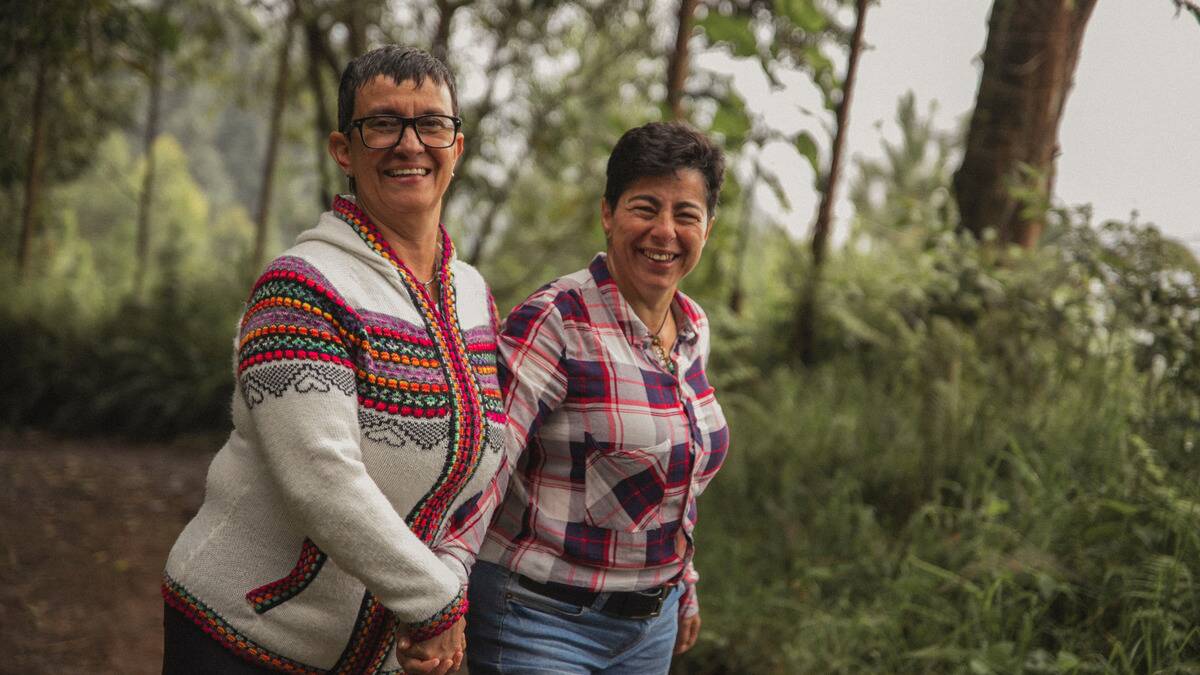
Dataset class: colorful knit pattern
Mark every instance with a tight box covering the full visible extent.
[246,538,328,614]
[332,197,485,547]
[163,575,323,674]
[239,257,362,382]
[329,591,396,675]
[406,586,469,643]
[462,324,504,422]
[357,310,452,418]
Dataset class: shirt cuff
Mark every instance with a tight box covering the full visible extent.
[678,581,699,618]
[405,586,468,642]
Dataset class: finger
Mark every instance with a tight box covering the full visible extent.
[684,618,700,651]
[451,649,464,672]
[400,657,441,675]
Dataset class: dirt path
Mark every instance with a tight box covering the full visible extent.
[0,434,215,674]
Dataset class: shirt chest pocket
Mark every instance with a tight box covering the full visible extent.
[583,435,674,533]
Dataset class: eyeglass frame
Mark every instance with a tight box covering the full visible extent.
[346,114,463,150]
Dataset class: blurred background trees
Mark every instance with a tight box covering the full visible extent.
[2,0,1198,671]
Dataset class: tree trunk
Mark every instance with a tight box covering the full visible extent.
[728,161,761,315]
[345,0,367,58]
[253,13,296,274]
[430,0,462,64]
[795,0,870,364]
[303,9,335,208]
[133,47,164,296]
[665,0,699,120]
[17,53,50,279]
[953,0,1097,248]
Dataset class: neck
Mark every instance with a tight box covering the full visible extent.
[605,254,674,332]
[361,203,442,280]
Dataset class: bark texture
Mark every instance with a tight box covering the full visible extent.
[253,13,296,273]
[953,0,1097,248]
[18,54,50,279]
[134,48,164,296]
[795,0,869,364]
[665,0,699,120]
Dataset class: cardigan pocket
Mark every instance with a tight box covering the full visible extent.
[583,437,673,533]
[245,538,328,614]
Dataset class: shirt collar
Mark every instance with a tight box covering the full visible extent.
[587,252,700,348]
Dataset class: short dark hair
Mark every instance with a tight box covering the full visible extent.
[336,45,459,133]
[603,122,726,215]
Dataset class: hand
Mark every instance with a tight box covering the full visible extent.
[674,612,701,655]
[396,617,466,674]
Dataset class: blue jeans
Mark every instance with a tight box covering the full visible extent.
[465,561,681,674]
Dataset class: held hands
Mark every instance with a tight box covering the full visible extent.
[674,611,701,655]
[396,617,466,675]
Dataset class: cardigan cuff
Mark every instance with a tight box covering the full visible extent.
[405,586,468,642]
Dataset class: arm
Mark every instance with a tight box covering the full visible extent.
[433,292,570,584]
[238,264,465,639]
[674,562,701,654]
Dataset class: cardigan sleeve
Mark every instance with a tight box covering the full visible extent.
[236,261,465,637]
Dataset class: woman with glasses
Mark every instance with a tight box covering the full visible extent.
[162,46,500,675]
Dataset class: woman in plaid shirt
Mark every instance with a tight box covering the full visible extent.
[408,122,730,674]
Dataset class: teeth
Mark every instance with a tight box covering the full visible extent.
[385,168,429,177]
[641,250,676,262]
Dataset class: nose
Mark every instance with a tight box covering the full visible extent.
[394,123,425,154]
[648,214,677,242]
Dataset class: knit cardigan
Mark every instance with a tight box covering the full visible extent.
[164,197,505,673]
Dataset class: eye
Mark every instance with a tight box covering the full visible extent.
[416,116,452,132]
[366,117,402,132]
[676,210,703,224]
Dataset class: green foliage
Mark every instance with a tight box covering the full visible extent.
[675,215,1200,673]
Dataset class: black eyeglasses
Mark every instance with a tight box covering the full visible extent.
[348,114,462,150]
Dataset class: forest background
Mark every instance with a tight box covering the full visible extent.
[2,0,1199,673]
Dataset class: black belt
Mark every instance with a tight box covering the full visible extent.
[516,575,670,619]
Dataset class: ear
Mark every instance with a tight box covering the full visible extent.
[328,130,352,176]
[600,198,614,239]
[703,212,716,242]
[452,130,465,168]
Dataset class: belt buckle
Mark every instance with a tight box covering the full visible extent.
[635,585,667,619]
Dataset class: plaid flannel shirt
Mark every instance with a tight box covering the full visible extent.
[440,254,730,619]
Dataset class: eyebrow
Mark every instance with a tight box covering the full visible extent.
[626,194,705,212]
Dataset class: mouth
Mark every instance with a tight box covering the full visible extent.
[383,167,431,178]
[639,248,680,263]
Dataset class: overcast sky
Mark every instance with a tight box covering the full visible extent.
[698,0,1200,255]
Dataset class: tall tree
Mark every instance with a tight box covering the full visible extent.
[17,52,50,279]
[795,0,870,364]
[252,8,298,273]
[665,0,700,120]
[953,0,1097,249]
[133,27,167,296]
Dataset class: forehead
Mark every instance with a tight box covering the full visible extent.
[621,169,708,208]
[353,75,454,117]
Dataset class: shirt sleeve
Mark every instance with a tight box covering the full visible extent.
[237,263,465,638]
[435,291,570,580]
[679,561,700,618]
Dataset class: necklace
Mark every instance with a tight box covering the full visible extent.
[649,308,676,375]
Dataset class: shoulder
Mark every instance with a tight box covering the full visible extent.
[675,290,709,331]
[502,267,595,339]
[449,259,490,295]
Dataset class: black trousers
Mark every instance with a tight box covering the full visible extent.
[162,602,276,674]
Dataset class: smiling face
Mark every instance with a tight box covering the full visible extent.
[328,75,462,235]
[601,169,714,304]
